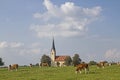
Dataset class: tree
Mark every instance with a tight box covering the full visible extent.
[72,54,81,66]
[89,61,97,65]
[40,54,51,66]
[0,58,4,66]
[64,56,72,66]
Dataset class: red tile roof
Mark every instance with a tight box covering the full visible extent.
[55,56,69,61]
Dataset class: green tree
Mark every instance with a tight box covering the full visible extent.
[72,54,81,66]
[64,56,72,66]
[89,61,97,65]
[40,54,51,66]
[0,58,4,66]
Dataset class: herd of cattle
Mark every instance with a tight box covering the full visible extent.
[75,61,120,74]
[7,61,120,74]
[7,62,49,71]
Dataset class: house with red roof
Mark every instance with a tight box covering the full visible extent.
[50,38,69,67]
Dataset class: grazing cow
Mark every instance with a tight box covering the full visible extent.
[97,61,105,68]
[107,63,112,66]
[75,63,89,74]
[41,62,49,67]
[8,64,18,71]
[29,64,32,68]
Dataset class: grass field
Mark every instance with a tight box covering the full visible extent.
[0,65,120,80]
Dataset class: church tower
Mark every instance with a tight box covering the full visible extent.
[50,37,56,66]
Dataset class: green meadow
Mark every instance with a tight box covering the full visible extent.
[0,65,120,80]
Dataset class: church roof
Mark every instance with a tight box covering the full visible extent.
[55,56,69,61]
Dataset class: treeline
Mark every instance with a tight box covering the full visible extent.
[0,58,4,66]
[40,54,82,66]
[40,54,118,67]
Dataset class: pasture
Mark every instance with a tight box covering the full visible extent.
[0,65,120,80]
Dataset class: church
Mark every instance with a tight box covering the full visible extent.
[50,38,69,67]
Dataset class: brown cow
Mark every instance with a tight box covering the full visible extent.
[75,63,89,74]
[8,64,18,71]
[41,62,49,67]
[97,61,105,68]
[39,62,49,67]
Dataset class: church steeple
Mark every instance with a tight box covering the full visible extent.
[50,37,56,66]
[51,37,56,53]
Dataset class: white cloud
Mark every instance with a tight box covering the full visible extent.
[0,41,8,48]
[104,49,120,61]
[0,41,46,65]
[19,48,41,55]
[31,0,102,38]
[0,41,24,48]
[10,42,24,48]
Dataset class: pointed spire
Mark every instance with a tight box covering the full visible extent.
[52,37,56,52]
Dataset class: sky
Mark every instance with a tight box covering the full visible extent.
[0,0,120,66]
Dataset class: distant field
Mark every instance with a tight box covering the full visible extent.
[0,65,120,80]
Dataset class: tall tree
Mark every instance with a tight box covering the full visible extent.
[40,54,51,66]
[64,56,72,66]
[0,58,4,66]
[72,54,81,66]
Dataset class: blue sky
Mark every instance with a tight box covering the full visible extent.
[0,0,120,65]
